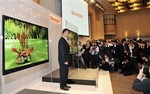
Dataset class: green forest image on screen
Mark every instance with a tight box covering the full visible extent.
[4,17,49,70]
[68,31,78,54]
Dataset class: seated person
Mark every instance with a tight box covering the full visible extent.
[133,66,150,94]
[121,56,133,76]
[101,54,115,72]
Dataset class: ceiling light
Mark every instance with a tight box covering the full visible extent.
[115,6,125,10]
[118,9,126,13]
[108,0,144,13]
[120,9,126,12]
[108,0,116,2]
[131,7,141,11]
[90,0,95,3]
[118,0,128,2]
[115,7,119,10]
[112,3,116,7]
[114,2,123,6]
[99,6,102,8]
[129,3,140,7]
[96,3,99,7]
[147,1,150,5]
[117,6,124,9]
[128,0,140,3]
[146,5,150,8]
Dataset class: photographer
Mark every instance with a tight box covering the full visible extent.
[89,41,99,68]
[132,65,150,94]
[101,54,115,72]
[76,41,86,69]
[82,40,91,68]
[145,41,150,61]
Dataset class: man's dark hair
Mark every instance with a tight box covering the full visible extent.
[62,28,70,33]
[133,38,136,41]
[112,39,117,43]
[121,38,126,43]
[138,38,143,43]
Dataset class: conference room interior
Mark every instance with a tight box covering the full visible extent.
[0,0,150,94]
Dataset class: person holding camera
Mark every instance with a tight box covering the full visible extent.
[132,65,150,94]
[76,41,86,69]
[89,41,99,68]
[82,40,91,68]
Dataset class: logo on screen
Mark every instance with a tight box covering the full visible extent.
[50,15,61,24]
[71,11,83,18]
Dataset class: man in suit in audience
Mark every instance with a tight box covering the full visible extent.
[119,38,130,69]
[58,28,71,91]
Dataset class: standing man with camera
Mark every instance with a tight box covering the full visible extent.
[58,28,71,91]
[132,65,150,94]
[89,41,99,68]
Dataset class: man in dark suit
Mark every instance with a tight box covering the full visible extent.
[118,38,130,69]
[58,28,71,91]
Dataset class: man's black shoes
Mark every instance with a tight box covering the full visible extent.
[60,86,69,91]
[66,85,71,88]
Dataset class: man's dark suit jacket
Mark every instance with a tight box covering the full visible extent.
[119,44,130,54]
[58,37,70,64]
[58,36,70,88]
[133,78,150,94]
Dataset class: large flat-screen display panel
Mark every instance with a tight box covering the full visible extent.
[68,30,78,54]
[62,0,89,36]
[2,15,49,75]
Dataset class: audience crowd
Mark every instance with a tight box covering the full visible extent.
[74,38,150,76]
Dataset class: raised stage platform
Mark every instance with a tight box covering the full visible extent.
[17,70,113,94]
[42,68,99,86]
[16,89,68,94]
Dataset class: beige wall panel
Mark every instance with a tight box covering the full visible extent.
[116,9,150,39]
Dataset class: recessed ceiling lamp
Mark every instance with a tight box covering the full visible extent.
[128,0,140,3]
[131,7,141,11]
[129,3,141,7]
[85,0,95,3]
[108,0,116,3]
[117,6,125,9]
[93,0,105,11]
[115,7,119,10]
[147,1,150,5]
[112,3,116,7]
[114,1,123,6]
[108,0,140,3]
[90,0,95,3]
[108,0,146,13]
[117,9,126,13]
[118,0,128,2]
[96,3,99,7]
[146,5,150,8]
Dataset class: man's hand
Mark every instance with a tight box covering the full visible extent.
[137,65,144,80]
[64,61,68,65]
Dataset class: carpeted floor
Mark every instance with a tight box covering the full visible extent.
[110,72,142,94]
